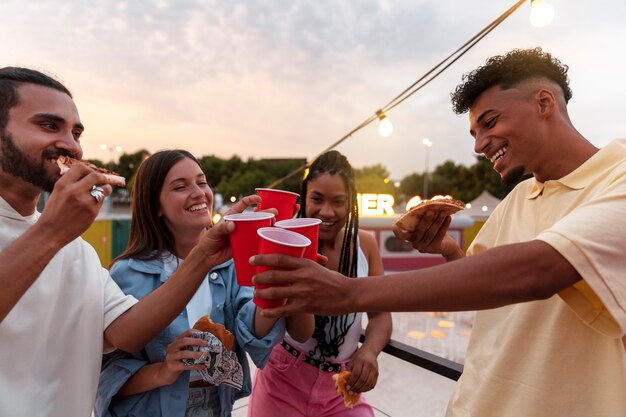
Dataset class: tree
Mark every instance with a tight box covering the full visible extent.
[355,164,396,196]
[399,172,424,202]
[116,149,150,183]
[217,169,275,200]
[198,155,230,189]
[466,155,522,200]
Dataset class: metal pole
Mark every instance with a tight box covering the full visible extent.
[422,138,432,198]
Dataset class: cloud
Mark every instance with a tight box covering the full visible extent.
[2,0,626,178]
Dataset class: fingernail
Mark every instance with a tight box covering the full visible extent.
[249,256,255,264]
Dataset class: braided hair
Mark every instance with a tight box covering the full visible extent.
[299,150,359,360]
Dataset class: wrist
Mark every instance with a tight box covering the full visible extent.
[154,362,179,387]
[342,275,362,313]
[186,244,217,272]
[32,218,70,248]
[442,242,464,262]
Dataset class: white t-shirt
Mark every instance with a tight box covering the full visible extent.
[163,253,212,382]
[285,243,369,362]
[162,253,212,327]
[0,196,137,417]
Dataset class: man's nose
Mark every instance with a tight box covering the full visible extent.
[56,132,82,158]
[473,134,489,155]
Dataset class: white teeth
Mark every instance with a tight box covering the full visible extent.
[188,204,208,212]
[321,222,333,226]
[490,147,507,163]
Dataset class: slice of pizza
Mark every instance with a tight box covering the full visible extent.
[332,370,360,408]
[56,155,126,187]
[393,195,466,233]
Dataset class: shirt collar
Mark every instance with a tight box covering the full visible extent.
[526,139,626,199]
[0,194,40,223]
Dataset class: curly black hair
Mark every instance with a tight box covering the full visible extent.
[450,47,572,114]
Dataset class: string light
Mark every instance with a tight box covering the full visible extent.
[267,0,532,189]
[530,0,554,27]
[376,110,394,137]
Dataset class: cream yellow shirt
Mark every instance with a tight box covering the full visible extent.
[447,139,626,417]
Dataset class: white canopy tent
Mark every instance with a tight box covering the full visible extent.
[464,190,502,220]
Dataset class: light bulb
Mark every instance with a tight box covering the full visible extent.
[530,0,554,28]
[376,110,394,137]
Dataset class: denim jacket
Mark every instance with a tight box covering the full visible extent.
[94,257,285,417]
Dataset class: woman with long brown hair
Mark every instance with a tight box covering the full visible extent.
[95,150,312,417]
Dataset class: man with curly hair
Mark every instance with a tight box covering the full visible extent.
[251,47,626,416]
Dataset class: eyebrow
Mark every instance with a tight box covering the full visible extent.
[168,173,206,185]
[33,112,85,132]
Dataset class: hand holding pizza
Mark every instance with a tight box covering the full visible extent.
[345,346,379,394]
[37,161,113,247]
[392,196,466,261]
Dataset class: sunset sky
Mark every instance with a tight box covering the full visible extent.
[3,0,625,180]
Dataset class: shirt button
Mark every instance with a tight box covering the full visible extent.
[209,272,219,280]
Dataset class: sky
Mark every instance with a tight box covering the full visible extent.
[2,0,625,180]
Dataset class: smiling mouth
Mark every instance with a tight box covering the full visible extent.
[188,203,208,212]
[489,146,507,164]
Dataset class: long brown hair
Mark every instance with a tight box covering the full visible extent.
[112,149,200,265]
[299,150,359,360]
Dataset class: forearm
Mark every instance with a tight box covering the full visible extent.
[117,363,171,396]
[0,222,65,322]
[351,240,581,313]
[361,312,392,355]
[106,246,215,351]
[285,313,315,343]
[254,308,279,339]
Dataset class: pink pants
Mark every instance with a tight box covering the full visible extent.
[248,344,375,417]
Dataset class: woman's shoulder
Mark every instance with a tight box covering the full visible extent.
[356,229,384,274]
[110,257,164,288]
[357,229,378,250]
[109,258,132,276]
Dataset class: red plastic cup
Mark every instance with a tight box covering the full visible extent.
[255,188,299,221]
[223,212,275,286]
[254,227,311,309]
[274,218,321,261]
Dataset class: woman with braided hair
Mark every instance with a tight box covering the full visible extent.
[248,150,392,417]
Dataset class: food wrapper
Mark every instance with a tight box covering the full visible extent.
[182,331,244,390]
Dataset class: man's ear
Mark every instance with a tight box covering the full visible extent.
[536,89,556,117]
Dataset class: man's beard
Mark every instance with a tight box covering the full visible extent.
[0,129,60,192]
[502,165,525,186]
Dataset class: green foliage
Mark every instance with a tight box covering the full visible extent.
[354,164,396,196]
[217,169,274,199]
[106,149,519,208]
[398,172,424,199]
[116,149,150,186]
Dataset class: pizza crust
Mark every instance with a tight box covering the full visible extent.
[393,198,465,233]
[332,371,360,408]
[56,155,126,187]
